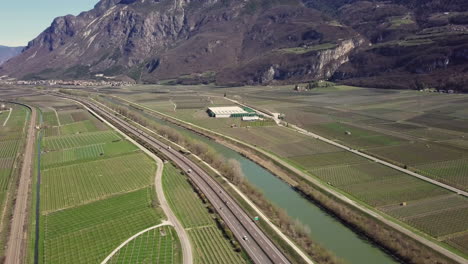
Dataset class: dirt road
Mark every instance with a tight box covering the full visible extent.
[5,106,36,264]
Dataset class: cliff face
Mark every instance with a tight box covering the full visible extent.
[1,0,466,90]
[0,0,361,85]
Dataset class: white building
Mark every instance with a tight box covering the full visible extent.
[208,106,249,118]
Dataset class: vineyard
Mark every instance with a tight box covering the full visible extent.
[41,153,155,212]
[43,131,121,150]
[43,189,164,264]
[41,141,137,169]
[416,159,468,191]
[38,103,167,263]
[108,226,180,264]
[162,164,246,264]
[0,104,28,258]
[162,164,213,228]
[189,226,246,264]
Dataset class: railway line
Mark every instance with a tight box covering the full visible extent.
[56,93,291,264]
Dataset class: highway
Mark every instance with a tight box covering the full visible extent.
[57,94,291,264]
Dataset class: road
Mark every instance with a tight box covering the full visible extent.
[57,95,193,264]
[59,94,290,264]
[5,106,36,264]
[115,95,467,264]
[101,221,172,263]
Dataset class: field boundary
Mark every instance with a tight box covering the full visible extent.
[59,96,193,264]
[113,95,467,263]
[92,96,314,264]
[223,97,468,197]
[2,108,12,126]
[100,221,172,264]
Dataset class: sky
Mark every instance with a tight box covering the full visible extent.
[0,0,99,47]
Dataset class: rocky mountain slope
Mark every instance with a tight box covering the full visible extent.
[0,46,23,65]
[0,0,467,91]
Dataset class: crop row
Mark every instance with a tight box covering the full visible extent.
[162,164,213,228]
[189,226,245,264]
[41,153,155,212]
[41,144,105,169]
[0,140,20,158]
[43,131,121,151]
[109,226,178,264]
[43,189,162,264]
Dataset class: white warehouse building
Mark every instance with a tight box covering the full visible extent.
[207,106,258,118]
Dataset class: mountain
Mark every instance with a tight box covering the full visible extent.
[0,0,467,91]
[0,46,23,65]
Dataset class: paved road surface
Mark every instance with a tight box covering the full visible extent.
[63,96,194,264]
[61,94,290,264]
[121,95,467,264]
[5,106,36,264]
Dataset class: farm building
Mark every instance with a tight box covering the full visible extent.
[208,106,258,118]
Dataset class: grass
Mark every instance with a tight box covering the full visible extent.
[370,143,464,166]
[42,188,164,264]
[405,207,468,238]
[162,164,213,228]
[41,152,155,212]
[59,120,100,135]
[104,84,468,255]
[34,99,167,263]
[278,43,338,54]
[43,131,121,151]
[415,159,468,191]
[162,164,246,264]
[42,111,59,127]
[309,122,405,148]
[108,226,180,264]
[289,151,368,169]
[41,140,138,169]
[0,104,28,259]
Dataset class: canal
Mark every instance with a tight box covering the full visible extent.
[114,98,399,264]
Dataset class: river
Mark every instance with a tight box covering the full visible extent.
[117,99,399,264]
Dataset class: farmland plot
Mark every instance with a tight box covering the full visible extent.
[41,152,155,212]
[43,189,164,264]
[163,164,246,264]
[43,131,121,151]
[108,226,180,264]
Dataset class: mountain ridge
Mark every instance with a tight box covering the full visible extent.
[0,46,24,66]
[1,0,467,91]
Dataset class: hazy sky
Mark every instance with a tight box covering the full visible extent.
[0,0,99,47]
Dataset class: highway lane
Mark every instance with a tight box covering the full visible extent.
[58,94,291,264]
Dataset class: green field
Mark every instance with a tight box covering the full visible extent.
[111,84,468,255]
[162,164,246,264]
[0,104,28,258]
[42,189,164,264]
[43,131,121,150]
[108,226,180,264]
[36,101,168,264]
[41,140,138,169]
[41,152,155,212]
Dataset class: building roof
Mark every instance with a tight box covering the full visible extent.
[208,106,248,115]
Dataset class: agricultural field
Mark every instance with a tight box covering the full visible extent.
[42,189,165,264]
[108,226,181,264]
[31,97,169,264]
[108,84,468,256]
[0,104,29,257]
[162,163,247,264]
